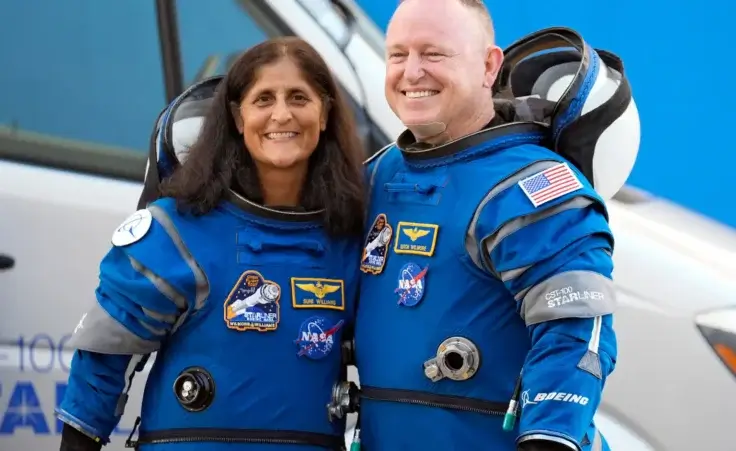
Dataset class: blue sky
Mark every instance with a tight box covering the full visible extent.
[358,1,736,227]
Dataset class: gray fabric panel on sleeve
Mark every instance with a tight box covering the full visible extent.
[129,255,187,317]
[137,318,167,337]
[115,354,146,417]
[465,160,560,275]
[487,197,594,283]
[140,307,177,326]
[486,196,594,282]
[67,302,161,354]
[129,254,184,333]
[148,204,210,316]
[521,270,616,326]
[578,348,603,379]
[484,197,593,258]
[500,264,531,282]
[147,205,210,335]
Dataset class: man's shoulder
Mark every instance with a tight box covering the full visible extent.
[467,142,603,218]
[453,143,567,193]
[364,142,396,167]
[504,142,561,160]
[490,143,566,171]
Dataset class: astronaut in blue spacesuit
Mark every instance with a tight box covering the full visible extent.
[345,1,641,450]
[56,37,367,451]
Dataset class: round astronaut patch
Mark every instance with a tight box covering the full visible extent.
[295,316,345,360]
[111,209,153,247]
[396,262,428,307]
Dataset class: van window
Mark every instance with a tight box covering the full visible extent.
[176,0,268,85]
[0,0,387,179]
[0,1,165,179]
[0,1,165,154]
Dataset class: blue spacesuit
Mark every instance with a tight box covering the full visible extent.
[352,27,638,451]
[57,195,360,450]
[355,122,615,451]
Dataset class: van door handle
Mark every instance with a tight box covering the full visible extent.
[0,254,15,270]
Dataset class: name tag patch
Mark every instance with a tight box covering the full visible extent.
[291,278,345,311]
[394,222,439,257]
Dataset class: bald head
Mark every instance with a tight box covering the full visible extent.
[385,0,504,144]
[453,0,496,43]
[396,0,496,44]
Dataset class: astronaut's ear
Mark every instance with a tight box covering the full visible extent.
[230,101,244,134]
[483,44,504,89]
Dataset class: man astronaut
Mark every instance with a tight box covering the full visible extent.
[349,1,640,450]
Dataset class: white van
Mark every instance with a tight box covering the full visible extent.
[1,1,735,450]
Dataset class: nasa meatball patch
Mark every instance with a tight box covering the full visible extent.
[224,270,281,332]
[395,262,428,307]
[294,316,345,360]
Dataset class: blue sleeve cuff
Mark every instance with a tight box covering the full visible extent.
[518,431,579,451]
[55,408,109,444]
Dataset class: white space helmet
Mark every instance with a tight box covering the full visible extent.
[494,27,641,199]
[138,76,223,208]
[161,76,223,167]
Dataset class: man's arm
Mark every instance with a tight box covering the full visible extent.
[57,207,206,449]
[473,162,617,451]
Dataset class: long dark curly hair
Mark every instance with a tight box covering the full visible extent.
[160,37,366,237]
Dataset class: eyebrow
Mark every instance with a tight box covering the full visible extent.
[386,43,451,52]
[251,86,311,95]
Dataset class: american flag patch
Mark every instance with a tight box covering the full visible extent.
[518,163,583,207]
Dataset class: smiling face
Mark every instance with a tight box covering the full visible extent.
[234,58,327,171]
[385,0,502,142]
